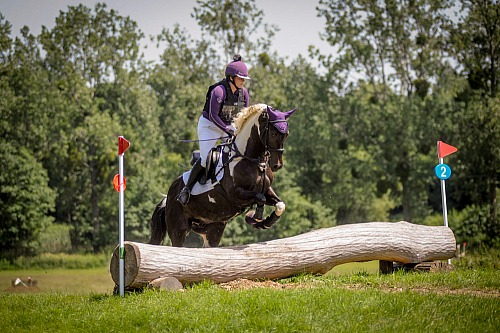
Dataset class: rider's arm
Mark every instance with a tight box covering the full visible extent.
[208,85,233,133]
[242,87,250,107]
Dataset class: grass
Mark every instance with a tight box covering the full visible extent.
[1,274,498,333]
[1,259,499,332]
[0,267,114,294]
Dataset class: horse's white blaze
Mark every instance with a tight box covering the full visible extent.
[275,202,286,216]
[229,104,267,177]
[208,195,216,204]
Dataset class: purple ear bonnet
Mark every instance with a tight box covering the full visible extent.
[267,106,296,133]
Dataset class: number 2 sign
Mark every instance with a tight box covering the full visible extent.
[434,163,451,180]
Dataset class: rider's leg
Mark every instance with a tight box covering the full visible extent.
[176,115,223,205]
[176,158,205,205]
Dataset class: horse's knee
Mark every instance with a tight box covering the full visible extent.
[255,193,266,205]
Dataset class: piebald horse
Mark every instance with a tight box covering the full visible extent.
[148,103,296,247]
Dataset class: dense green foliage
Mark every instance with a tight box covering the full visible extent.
[0,0,499,259]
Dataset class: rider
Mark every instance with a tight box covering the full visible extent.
[176,54,251,205]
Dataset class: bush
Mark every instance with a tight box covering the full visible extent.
[448,205,490,249]
[0,253,109,270]
[0,141,56,261]
[39,224,72,253]
[453,246,500,270]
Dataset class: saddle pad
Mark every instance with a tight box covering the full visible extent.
[182,156,225,196]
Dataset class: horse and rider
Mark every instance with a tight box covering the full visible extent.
[176,54,251,206]
[149,55,296,247]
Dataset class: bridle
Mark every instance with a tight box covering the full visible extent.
[225,111,288,170]
[216,110,289,219]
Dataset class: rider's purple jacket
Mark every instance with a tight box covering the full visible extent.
[202,83,249,133]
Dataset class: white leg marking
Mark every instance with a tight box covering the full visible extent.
[200,234,210,248]
[275,202,286,216]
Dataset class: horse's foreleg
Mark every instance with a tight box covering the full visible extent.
[199,222,226,248]
[245,186,285,229]
[264,186,285,215]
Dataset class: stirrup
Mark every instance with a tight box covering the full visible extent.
[176,187,190,205]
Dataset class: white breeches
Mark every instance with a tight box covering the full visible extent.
[197,116,226,168]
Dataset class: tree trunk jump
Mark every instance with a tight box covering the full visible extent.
[110,221,456,289]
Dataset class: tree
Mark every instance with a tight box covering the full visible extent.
[0,141,55,261]
[316,0,455,222]
[192,0,278,61]
[447,0,500,241]
[38,3,157,251]
[148,25,215,158]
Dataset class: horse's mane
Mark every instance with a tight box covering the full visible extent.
[233,103,266,134]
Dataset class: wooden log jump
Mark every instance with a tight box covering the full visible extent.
[110,221,456,289]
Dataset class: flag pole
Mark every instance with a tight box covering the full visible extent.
[116,136,130,297]
[436,141,457,265]
[118,151,125,297]
[439,156,449,229]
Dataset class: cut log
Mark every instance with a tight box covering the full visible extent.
[110,221,456,288]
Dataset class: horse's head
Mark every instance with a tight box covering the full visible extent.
[233,104,296,172]
[260,106,296,172]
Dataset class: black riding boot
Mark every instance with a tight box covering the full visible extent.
[176,158,205,205]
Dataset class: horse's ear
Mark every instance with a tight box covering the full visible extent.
[284,109,297,119]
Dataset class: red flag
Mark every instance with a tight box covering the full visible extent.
[437,141,458,158]
[118,136,130,155]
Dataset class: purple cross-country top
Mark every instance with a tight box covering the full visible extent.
[202,83,249,133]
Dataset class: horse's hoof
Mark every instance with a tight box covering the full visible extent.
[245,211,262,226]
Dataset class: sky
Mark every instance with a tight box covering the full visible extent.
[1,0,332,63]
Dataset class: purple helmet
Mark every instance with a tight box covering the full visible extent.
[225,54,251,80]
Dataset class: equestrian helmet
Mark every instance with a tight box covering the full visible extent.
[225,54,251,80]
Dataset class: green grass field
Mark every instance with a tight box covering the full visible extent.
[1,259,499,332]
[0,261,379,294]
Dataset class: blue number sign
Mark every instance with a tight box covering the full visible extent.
[434,163,452,180]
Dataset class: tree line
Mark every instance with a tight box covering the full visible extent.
[1,0,498,260]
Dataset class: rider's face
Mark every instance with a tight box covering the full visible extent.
[234,76,245,89]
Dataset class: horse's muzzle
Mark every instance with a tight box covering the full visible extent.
[271,163,283,172]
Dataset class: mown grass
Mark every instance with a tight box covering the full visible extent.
[1,250,499,332]
[1,275,498,333]
[0,267,114,294]
[1,266,499,332]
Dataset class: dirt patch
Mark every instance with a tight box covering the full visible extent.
[219,278,307,290]
[342,283,500,298]
[394,286,500,298]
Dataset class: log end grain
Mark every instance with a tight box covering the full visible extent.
[110,242,141,287]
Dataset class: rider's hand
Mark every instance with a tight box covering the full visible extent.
[226,129,235,138]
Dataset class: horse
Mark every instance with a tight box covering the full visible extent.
[148,103,296,247]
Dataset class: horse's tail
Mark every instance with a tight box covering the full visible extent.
[148,196,168,245]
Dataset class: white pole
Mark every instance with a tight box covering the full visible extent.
[119,153,125,297]
[439,157,448,228]
[439,156,451,265]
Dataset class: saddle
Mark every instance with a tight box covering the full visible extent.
[190,147,224,185]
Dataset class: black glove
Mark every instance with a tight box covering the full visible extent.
[226,129,235,137]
